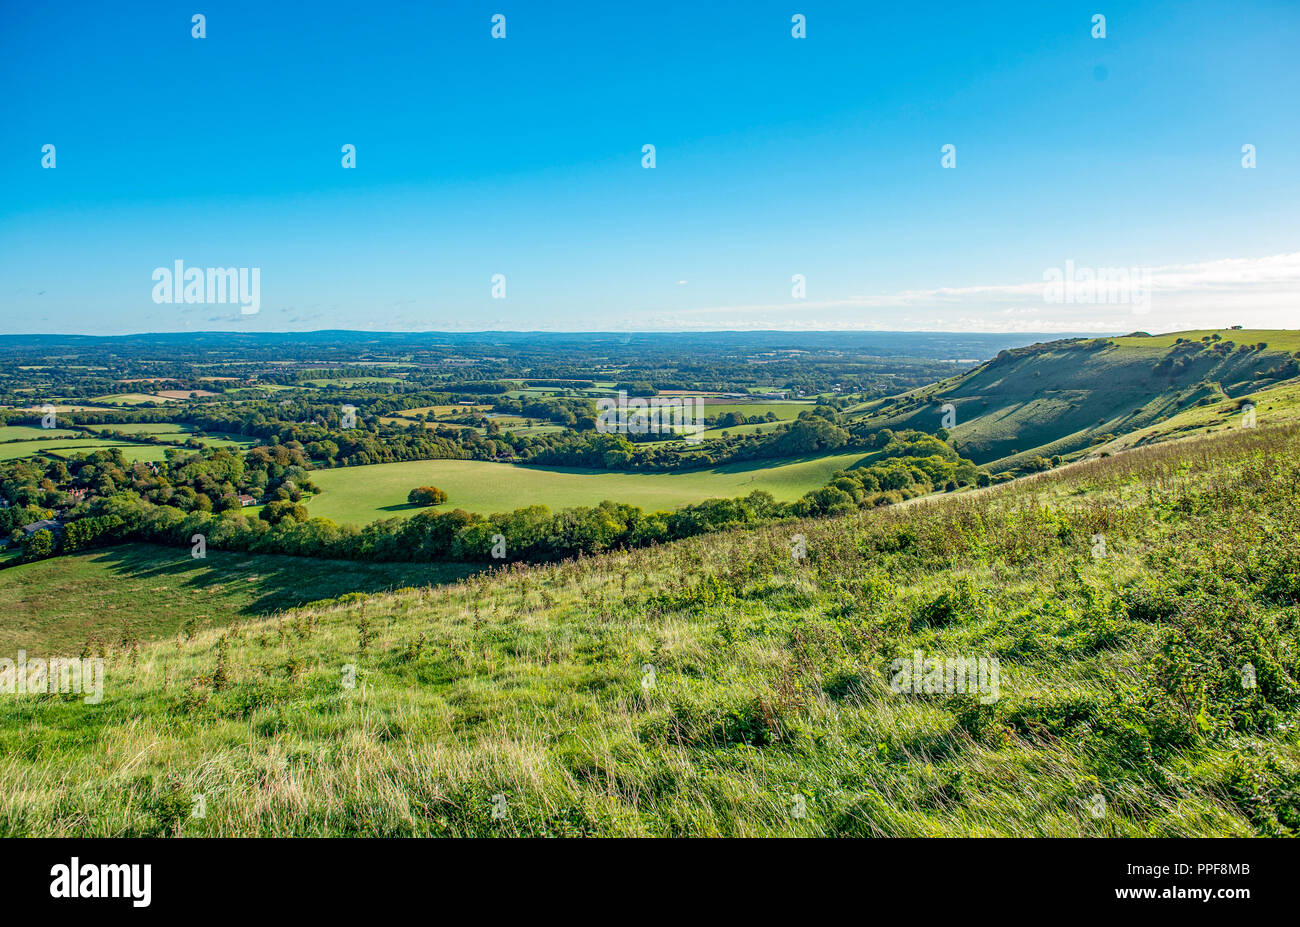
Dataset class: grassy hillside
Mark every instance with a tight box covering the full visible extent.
[2,423,1297,836]
[0,544,478,656]
[1092,378,1300,456]
[845,329,1300,471]
[306,451,875,523]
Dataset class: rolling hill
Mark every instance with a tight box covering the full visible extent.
[2,421,1296,836]
[844,329,1300,471]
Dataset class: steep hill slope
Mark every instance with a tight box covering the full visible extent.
[2,423,1298,837]
[845,329,1300,471]
[1092,377,1300,456]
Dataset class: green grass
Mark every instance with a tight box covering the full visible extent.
[390,404,491,418]
[1093,377,1300,455]
[0,426,80,441]
[0,438,165,461]
[698,420,787,439]
[703,402,811,418]
[0,543,479,656]
[81,422,189,436]
[0,427,255,462]
[43,443,173,463]
[1109,329,1300,351]
[1,424,1296,836]
[305,451,875,523]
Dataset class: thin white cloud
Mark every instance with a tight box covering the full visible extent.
[648,252,1300,332]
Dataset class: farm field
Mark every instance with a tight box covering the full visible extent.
[306,451,875,523]
[0,424,257,461]
[81,422,190,435]
[0,425,79,441]
[391,404,492,418]
[0,438,131,460]
[89,393,177,405]
[154,389,217,399]
[700,401,812,418]
[0,543,479,656]
[80,422,257,447]
[0,439,173,462]
[698,420,787,439]
[498,423,566,436]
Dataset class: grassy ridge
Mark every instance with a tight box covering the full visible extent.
[1,424,1297,836]
[844,329,1300,470]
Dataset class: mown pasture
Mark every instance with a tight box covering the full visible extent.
[306,451,875,523]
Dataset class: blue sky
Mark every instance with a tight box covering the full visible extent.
[2,0,1297,334]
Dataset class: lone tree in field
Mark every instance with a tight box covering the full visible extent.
[407,486,448,507]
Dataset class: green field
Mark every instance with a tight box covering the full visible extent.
[0,424,256,461]
[0,425,79,441]
[0,440,173,462]
[390,404,491,418]
[2,425,1296,836]
[81,422,190,436]
[306,451,875,523]
[702,401,812,418]
[698,420,787,439]
[0,543,479,656]
[82,423,257,449]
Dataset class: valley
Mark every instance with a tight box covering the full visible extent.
[1,328,1298,838]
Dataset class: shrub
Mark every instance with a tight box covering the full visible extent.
[407,486,448,506]
[20,528,56,561]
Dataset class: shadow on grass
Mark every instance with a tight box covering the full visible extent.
[84,543,482,617]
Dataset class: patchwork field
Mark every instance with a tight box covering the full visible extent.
[0,543,479,656]
[306,451,875,523]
